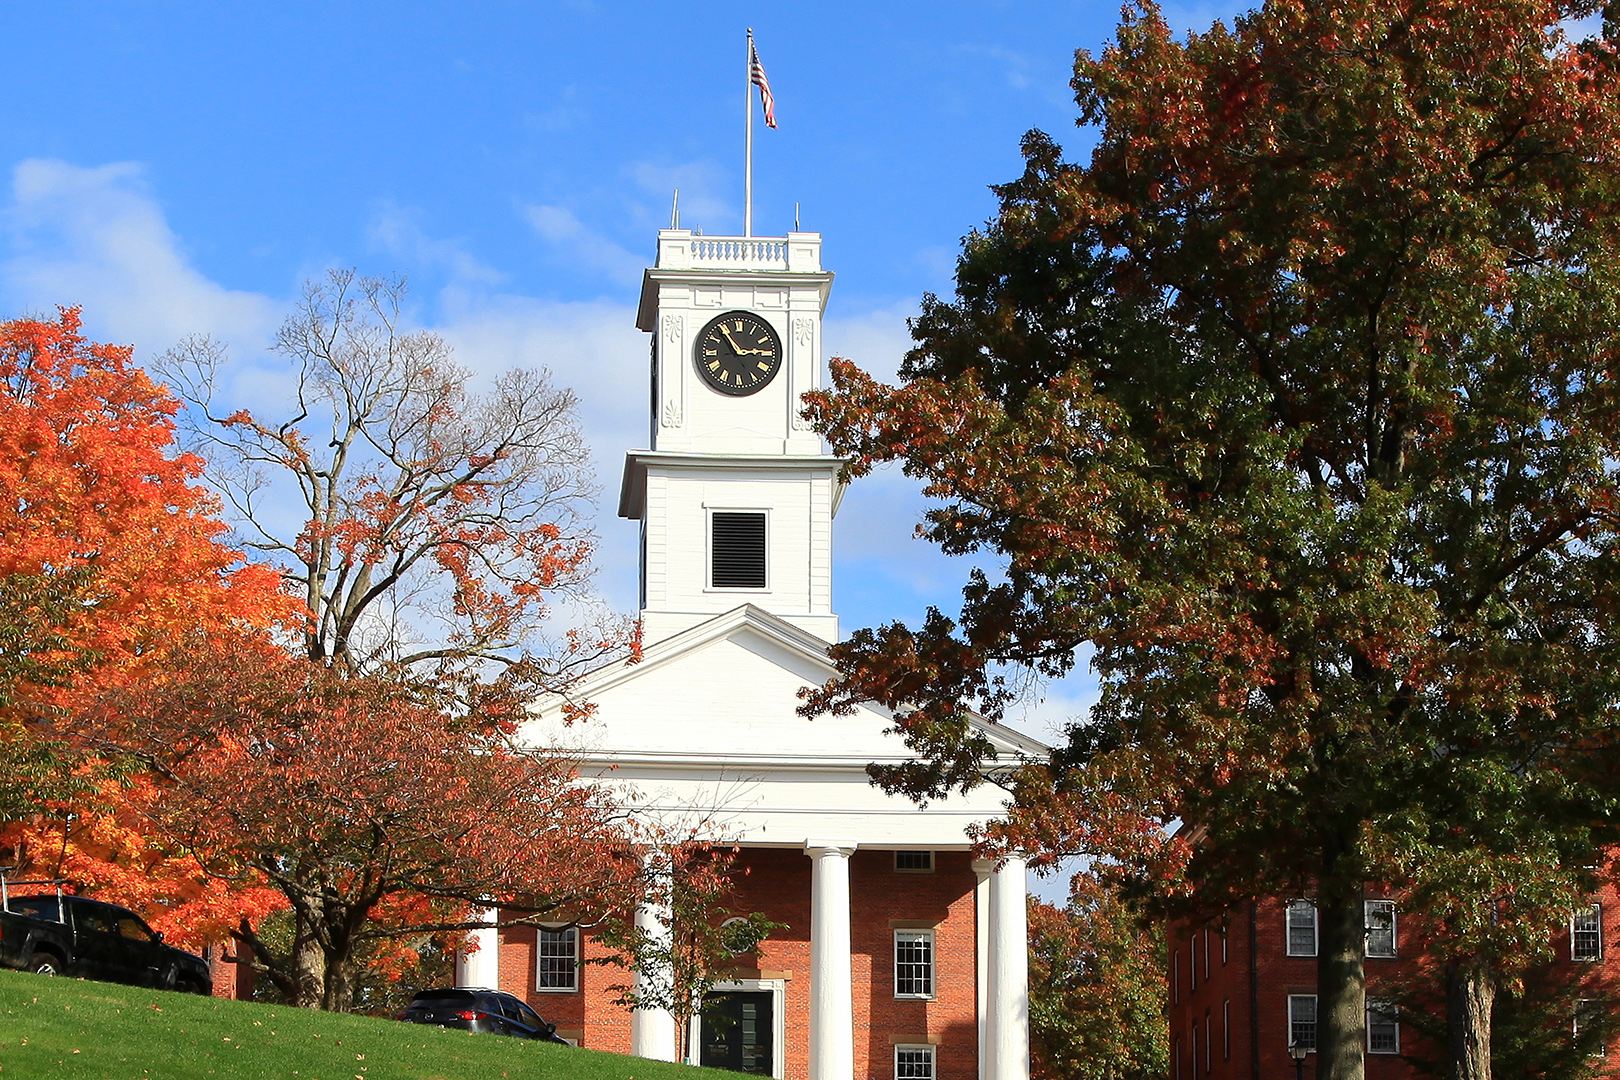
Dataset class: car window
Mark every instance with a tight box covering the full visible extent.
[74,905,118,935]
[489,995,527,1023]
[512,1000,546,1028]
[6,899,60,921]
[116,916,155,942]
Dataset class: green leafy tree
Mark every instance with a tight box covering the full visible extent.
[801,2,1620,1078]
[596,845,782,1065]
[1029,872,1168,1080]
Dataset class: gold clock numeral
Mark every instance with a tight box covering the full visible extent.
[757,361,770,372]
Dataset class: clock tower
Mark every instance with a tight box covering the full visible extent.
[619,230,843,645]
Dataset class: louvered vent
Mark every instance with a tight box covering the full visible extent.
[711,512,767,589]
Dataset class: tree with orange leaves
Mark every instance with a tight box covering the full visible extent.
[0,307,285,839]
[71,634,640,1011]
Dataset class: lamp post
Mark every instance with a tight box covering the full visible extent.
[1289,1042,1308,1080]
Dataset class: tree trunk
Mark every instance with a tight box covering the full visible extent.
[291,907,326,1009]
[1446,954,1494,1080]
[1316,845,1366,1080]
[322,954,354,1013]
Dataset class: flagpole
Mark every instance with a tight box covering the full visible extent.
[745,28,754,238]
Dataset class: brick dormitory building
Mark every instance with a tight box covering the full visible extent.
[1166,882,1620,1078]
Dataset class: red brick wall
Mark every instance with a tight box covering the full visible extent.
[495,846,981,1079]
[1171,884,1620,1079]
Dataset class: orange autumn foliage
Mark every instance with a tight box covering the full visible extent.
[0,308,292,938]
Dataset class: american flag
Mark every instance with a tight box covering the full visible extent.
[750,40,777,129]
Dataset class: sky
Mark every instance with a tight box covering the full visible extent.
[0,1,1248,748]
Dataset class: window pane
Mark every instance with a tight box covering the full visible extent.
[896,1046,935,1080]
[1367,1000,1398,1054]
[1365,900,1397,958]
[1574,905,1603,961]
[1287,901,1317,957]
[537,927,577,990]
[895,931,933,997]
[1289,995,1318,1052]
[894,851,933,872]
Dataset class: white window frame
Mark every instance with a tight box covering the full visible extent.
[1366,998,1399,1054]
[1172,948,1180,1003]
[1573,904,1603,962]
[894,929,935,999]
[705,506,771,592]
[1223,998,1231,1061]
[1365,899,1398,959]
[534,925,579,992]
[895,1043,935,1080]
[1203,929,1211,980]
[1286,900,1318,957]
[1288,994,1318,1053]
[1221,929,1229,966]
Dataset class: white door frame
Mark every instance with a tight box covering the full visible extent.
[687,978,787,1079]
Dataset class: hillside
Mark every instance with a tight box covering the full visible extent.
[0,968,732,1080]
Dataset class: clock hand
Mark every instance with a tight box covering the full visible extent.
[719,327,751,354]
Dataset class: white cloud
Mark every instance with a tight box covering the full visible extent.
[0,159,277,356]
[522,204,645,287]
[369,203,505,285]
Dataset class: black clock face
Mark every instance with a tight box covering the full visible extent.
[694,311,783,396]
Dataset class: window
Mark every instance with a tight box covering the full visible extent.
[1367,999,1399,1054]
[1223,999,1231,1061]
[894,851,934,873]
[1174,1036,1182,1080]
[1204,1010,1212,1073]
[1288,995,1318,1053]
[1286,900,1318,957]
[1573,905,1603,962]
[536,926,578,991]
[1191,937,1198,990]
[1172,949,1180,1003]
[895,1044,935,1080]
[1203,929,1211,980]
[1574,998,1606,1057]
[1221,929,1229,966]
[711,511,767,589]
[1365,900,1397,958]
[894,930,934,998]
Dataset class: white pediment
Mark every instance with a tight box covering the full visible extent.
[521,605,1048,849]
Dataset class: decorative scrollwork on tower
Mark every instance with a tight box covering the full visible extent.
[791,317,816,430]
[661,314,683,428]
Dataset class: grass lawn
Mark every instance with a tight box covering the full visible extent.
[0,967,734,1080]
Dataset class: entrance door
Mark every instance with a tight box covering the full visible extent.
[699,990,774,1075]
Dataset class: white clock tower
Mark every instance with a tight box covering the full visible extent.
[619,230,844,644]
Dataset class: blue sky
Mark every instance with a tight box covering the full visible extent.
[0,1,1246,745]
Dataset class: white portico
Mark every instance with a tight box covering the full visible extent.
[492,231,1043,1080]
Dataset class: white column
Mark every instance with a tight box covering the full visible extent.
[454,907,500,989]
[972,859,994,1080]
[806,841,857,1080]
[630,854,679,1061]
[985,855,1030,1080]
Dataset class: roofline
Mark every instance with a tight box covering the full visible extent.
[619,451,849,519]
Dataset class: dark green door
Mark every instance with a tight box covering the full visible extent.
[699,990,773,1075]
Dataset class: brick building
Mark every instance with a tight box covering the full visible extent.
[456,229,1046,1080]
[1167,884,1620,1078]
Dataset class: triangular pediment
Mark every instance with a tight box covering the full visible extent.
[524,604,1047,768]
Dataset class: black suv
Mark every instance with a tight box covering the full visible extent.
[396,987,569,1043]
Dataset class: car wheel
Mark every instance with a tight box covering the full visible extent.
[30,954,61,976]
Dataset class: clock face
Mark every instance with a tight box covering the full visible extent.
[694,311,783,396]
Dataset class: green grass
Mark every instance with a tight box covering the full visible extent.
[0,968,731,1080]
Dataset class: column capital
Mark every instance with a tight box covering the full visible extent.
[804,840,859,858]
[971,857,996,877]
